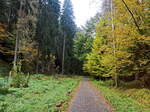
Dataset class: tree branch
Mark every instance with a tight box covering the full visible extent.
[121,0,141,33]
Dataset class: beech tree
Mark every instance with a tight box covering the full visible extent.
[83,0,150,87]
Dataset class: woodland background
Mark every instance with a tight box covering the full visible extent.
[0,0,150,87]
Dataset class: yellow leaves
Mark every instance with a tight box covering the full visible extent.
[0,24,8,38]
[139,59,149,66]
[116,50,132,66]
[101,54,114,67]
[114,0,148,33]
[138,35,150,43]
[0,46,14,54]
[84,0,149,78]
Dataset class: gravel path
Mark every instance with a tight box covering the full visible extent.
[68,78,113,112]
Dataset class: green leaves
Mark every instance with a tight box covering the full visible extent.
[83,36,111,77]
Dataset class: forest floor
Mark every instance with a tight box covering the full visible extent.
[0,74,150,112]
[92,79,150,112]
[68,78,113,112]
[0,74,80,112]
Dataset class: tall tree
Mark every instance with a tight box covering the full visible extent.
[73,32,93,74]
[82,13,101,37]
[101,0,111,14]
[0,0,19,64]
[60,0,76,74]
[72,14,101,74]
[84,0,150,87]
[13,0,39,71]
[36,0,60,73]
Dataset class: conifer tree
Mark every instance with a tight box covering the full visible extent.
[36,0,60,73]
[60,0,76,74]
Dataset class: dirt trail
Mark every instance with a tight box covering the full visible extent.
[68,78,113,112]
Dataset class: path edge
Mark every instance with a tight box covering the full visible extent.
[89,80,116,112]
[65,79,83,112]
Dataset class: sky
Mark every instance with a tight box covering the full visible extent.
[60,0,102,27]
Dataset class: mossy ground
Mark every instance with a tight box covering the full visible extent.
[0,74,81,112]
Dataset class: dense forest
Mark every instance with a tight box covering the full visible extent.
[0,0,76,75]
[83,0,150,87]
[0,0,150,111]
[0,0,150,87]
[76,0,150,87]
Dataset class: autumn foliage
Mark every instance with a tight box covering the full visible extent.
[83,0,150,87]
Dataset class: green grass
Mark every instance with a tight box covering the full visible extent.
[0,74,81,112]
[92,80,150,112]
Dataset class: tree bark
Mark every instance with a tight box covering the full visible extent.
[13,0,23,70]
[13,31,19,70]
[62,32,66,75]
[135,71,139,80]
[36,45,40,74]
[42,63,45,73]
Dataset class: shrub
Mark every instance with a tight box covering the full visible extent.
[0,102,8,112]
[9,61,30,88]
[0,78,9,94]
[10,72,30,88]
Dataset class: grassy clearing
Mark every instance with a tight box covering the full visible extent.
[0,74,81,112]
[92,80,150,112]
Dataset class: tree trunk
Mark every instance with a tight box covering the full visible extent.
[36,46,40,74]
[42,63,45,73]
[13,31,19,70]
[135,71,139,80]
[111,0,118,87]
[62,32,66,75]
[13,0,23,70]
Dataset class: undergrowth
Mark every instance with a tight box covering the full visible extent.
[0,60,10,76]
[92,80,150,112]
[0,74,80,112]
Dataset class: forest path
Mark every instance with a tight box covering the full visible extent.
[68,78,113,112]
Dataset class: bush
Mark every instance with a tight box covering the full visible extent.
[0,102,8,112]
[9,61,30,88]
[0,78,9,94]
[10,72,30,88]
[0,88,9,95]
